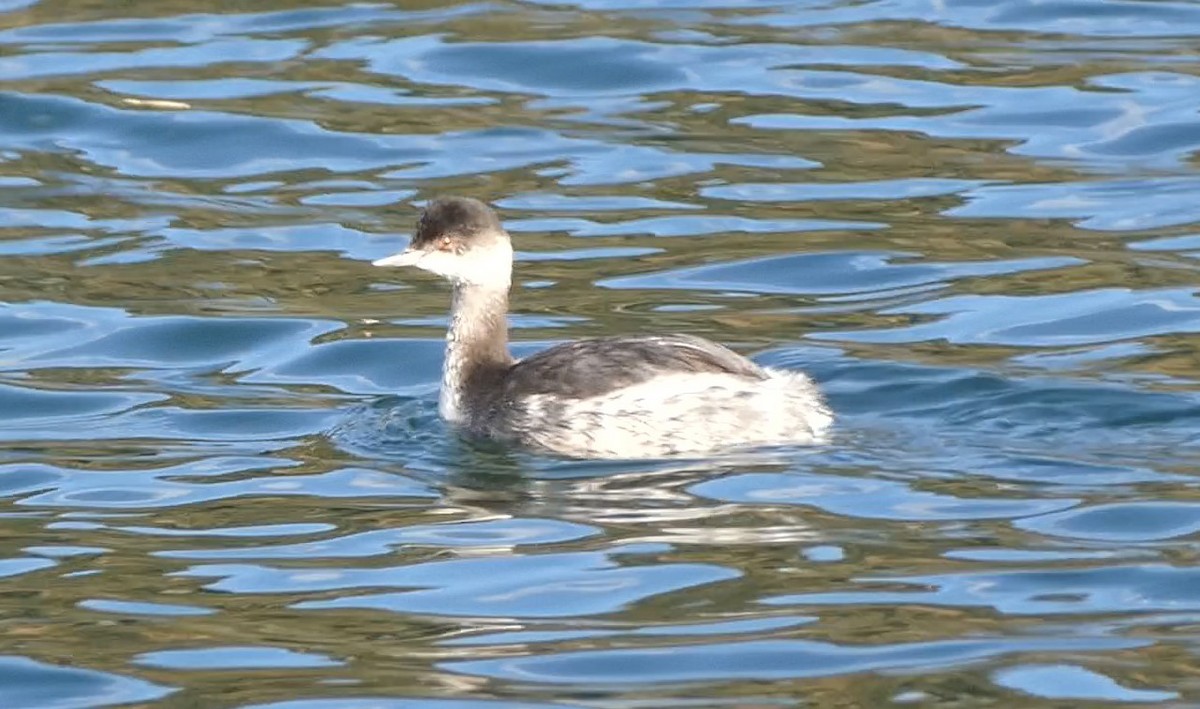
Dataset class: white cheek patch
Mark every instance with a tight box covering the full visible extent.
[415,242,512,289]
[410,250,456,279]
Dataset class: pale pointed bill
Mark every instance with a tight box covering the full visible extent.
[373,249,423,267]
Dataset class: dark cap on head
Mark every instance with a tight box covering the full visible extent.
[411,197,506,251]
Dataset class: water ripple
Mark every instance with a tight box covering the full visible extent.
[444,636,1146,685]
[0,655,174,708]
[1,0,1199,704]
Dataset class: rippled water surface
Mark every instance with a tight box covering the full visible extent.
[3,0,1200,706]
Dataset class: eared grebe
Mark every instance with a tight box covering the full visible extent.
[373,196,832,458]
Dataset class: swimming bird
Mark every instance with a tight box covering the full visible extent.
[373,196,832,458]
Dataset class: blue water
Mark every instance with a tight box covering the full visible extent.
[2,0,1200,706]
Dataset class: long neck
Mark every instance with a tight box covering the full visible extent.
[441,283,512,423]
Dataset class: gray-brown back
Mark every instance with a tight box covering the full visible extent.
[499,333,766,402]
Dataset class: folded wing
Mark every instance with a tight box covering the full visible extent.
[501,334,767,401]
